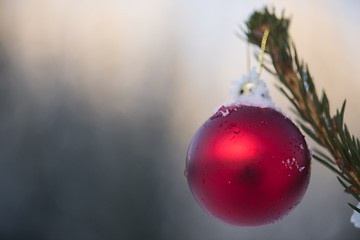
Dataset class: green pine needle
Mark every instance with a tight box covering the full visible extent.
[244,7,360,214]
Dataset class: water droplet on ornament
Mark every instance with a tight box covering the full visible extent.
[233,128,240,134]
[300,144,304,150]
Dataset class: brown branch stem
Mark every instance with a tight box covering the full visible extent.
[248,15,360,195]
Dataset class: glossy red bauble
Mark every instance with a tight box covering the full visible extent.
[185,105,311,226]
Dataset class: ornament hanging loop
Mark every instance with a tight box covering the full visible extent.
[257,29,270,77]
[238,29,271,98]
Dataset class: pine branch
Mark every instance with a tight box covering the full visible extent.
[244,7,360,213]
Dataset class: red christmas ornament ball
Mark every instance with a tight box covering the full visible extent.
[185,104,311,226]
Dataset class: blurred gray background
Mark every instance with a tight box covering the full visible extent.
[0,0,359,239]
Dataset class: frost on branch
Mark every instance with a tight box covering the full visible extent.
[351,202,360,228]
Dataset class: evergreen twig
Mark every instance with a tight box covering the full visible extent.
[244,7,360,213]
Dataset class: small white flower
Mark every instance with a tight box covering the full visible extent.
[230,67,275,109]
